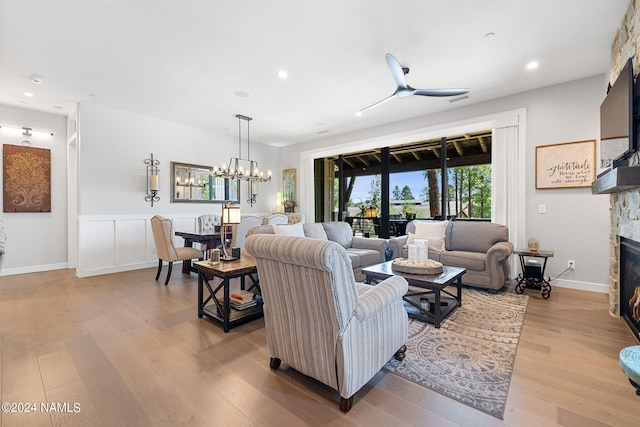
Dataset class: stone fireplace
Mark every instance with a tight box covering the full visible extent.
[609,190,640,322]
[619,237,640,340]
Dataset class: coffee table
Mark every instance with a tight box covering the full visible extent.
[362,261,466,328]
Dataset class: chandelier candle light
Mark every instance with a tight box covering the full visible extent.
[213,114,271,206]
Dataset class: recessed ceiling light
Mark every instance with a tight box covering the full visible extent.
[355,111,362,117]
[278,70,288,79]
[24,92,35,97]
[29,74,43,84]
[234,90,251,98]
[526,61,539,70]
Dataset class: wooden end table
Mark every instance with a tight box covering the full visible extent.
[193,257,262,332]
[362,261,466,328]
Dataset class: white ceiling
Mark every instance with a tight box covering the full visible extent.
[0,0,630,146]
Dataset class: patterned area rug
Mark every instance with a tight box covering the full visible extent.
[383,287,528,419]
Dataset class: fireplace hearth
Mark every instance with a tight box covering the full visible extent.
[621,237,640,342]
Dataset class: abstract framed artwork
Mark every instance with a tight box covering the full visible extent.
[3,144,51,212]
[535,140,596,189]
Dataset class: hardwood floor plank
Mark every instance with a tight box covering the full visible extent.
[1,269,639,426]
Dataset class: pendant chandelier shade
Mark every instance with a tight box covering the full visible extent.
[213,114,271,206]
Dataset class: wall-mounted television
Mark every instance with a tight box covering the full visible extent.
[599,57,637,174]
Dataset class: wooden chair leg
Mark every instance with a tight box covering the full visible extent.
[269,357,281,370]
[394,344,407,361]
[155,259,163,281]
[165,262,173,285]
[339,396,353,413]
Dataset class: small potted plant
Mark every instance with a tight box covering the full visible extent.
[403,203,416,220]
[284,200,296,213]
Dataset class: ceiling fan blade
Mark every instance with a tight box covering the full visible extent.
[412,88,470,97]
[358,93,397,114]
[385,53,408,89]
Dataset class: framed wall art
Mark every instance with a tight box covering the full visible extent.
[535,139,596,189]
[3,144,51,212]
[282,168,296,212]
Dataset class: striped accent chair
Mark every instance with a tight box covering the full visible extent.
[245,234,408,413]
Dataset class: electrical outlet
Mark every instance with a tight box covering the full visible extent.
[567,260,575,270]
[538,204,546,214]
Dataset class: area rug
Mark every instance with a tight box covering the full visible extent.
[383,287,528,419]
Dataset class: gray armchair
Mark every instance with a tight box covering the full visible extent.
[245,234,408,412]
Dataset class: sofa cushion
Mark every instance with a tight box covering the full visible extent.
[322,222,353,248]
[303,223,328,240]
[407,220,448,252]
[439,250,486,271]
[346,248,381,269]
[445,221,509,253]
[273,222,305,237]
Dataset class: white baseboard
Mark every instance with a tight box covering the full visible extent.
[0,262,69,277]
[551,278,609,294]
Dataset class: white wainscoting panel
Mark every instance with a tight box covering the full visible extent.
[77,214,202,278]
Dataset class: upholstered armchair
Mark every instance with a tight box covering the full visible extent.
[245,234,408,412]
[150,215,203,285]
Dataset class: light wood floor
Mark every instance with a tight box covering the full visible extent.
[1,268,639,427]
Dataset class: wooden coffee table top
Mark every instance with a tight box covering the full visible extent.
[362,261,466,290]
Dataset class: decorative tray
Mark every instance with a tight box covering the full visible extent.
[392,258,443,275]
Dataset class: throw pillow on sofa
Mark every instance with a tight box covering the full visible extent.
[406,220,448,252]
[273,222,305,237]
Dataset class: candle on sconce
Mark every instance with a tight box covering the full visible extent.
[251,181,258,195]
[150,174,159,191]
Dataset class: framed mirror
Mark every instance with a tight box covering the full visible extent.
[170,162,240,203]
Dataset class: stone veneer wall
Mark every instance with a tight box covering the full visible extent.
[609,0,640,316]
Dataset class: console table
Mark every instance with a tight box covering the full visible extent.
[193,257,262,332]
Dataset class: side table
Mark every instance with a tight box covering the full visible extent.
[513,249,554,299]
[193,257,262,332]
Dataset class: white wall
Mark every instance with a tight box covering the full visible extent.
[75,103,283,277]
[0,104,68,275]
[282,75,610,292]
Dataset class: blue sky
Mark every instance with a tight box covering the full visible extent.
[350,171,428,203]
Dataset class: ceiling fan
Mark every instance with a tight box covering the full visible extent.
[359,53,470,114]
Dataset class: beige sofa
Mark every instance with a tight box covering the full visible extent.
[247,221,388,281]
[389,220,513,291]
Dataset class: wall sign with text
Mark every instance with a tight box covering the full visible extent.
[535,140,596,189]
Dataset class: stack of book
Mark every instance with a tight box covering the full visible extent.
[229,290,256,310]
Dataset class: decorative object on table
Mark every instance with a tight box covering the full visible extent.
[221,202,241,261]
[535,139,596,189]
[383,287,529,419]
[527,238,539,252]
[282,168,296,211]
[144,153,160,207]
[213,114,272,207]
[392,258,443,275]
[365,206,377,218]
[3,144,51,212]
[208,248,220,265]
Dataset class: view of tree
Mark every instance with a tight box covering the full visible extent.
[400,185,413,200]
[392,185,402,201]
[447,164,491,218]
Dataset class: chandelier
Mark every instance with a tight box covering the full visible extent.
[213,114,271,206]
